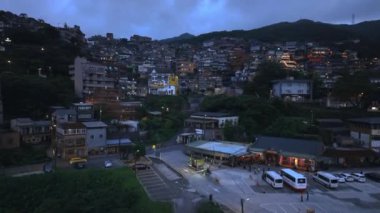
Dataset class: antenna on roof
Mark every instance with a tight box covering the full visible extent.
[351,14,355,25]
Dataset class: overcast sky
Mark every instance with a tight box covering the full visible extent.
[1,0,380,40]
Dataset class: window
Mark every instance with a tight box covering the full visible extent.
[99,134,103,138]
[298,178,306,183]
[90,135,94,139]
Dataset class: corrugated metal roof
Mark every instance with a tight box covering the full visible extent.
[251,136,324,157]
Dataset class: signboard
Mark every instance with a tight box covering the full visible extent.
[195,129,204,135]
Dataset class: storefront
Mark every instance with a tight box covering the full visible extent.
[250,136,325,171]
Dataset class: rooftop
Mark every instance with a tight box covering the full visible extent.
[251,136,324,157]
[53,109,76,116]
[59,122,86,129]
[73,102,93,106]
[349,117,380,124]
[187,140,249,156]
[191,112,233,118]
[106,138,132,146]
[82,121,108,128]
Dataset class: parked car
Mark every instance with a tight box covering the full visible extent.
[365,172,380,182]
[132,163,150,170]
[351,173,366,182]
[340,173,355,182]
[333,174,346,183]
[73,162,86,169]
[104,160,113,168]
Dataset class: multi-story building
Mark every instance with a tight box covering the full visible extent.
[148,70,178,95]
[82,121,107,155]
[349,117,380,152]
[272,78,311,102]
[10,118,51,145]
[56,122,87,160]
[184,112,239,140]
[70,57,115,98]
[119,77,137,97]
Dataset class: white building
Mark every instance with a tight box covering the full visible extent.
[70,57,115,98]
[82,121,107,154]
[190,112,239,128]
[272,78,311,102]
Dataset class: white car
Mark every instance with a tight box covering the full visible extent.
[340,173,355,182]
[351,173,366,182]
[334,174,346,183]
[104,160,113,168]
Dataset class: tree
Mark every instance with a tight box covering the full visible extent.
[332,72,373,108]
[244,62,287,98]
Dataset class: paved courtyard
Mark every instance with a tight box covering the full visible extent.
[157,149,380,213]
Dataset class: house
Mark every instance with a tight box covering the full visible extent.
[348,117,380,152]
[249,136,326,171]
[82,121,107,155]
[52,108,77,124]
[10,118,51,145]
[56,122,87,160]
[272,78,311,102]
[0,129,20,149]
[184,112,239,140]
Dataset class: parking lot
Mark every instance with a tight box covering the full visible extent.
[159,149,380,213]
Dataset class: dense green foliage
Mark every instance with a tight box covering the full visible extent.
[0,11,82,120]
[264,116,318,139]
[196,201,223,213]
[201,95,380,142]
[0,169,171,213]
[0,145,50,167]
[139,95,186,144]
[0,73,75,119]
[332,71,380,108]
[201,95,284,140]
[244,62,287,98]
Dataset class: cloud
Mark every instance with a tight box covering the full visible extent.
[1,0,380,39]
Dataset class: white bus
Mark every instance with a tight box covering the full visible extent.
[263,171,283,188]
[313,171,339,188]
[280,168,307,190]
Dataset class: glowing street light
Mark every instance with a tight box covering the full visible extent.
[5,37,11,43]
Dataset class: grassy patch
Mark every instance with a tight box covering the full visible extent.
[196,201,223,213]
[0,168,171,213]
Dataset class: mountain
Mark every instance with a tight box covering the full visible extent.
[164,19,380,57]
[160,33,195,43]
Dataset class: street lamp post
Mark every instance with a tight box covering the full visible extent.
[135,149,140,174]
[203,114,207,140]
[241,198,250,213]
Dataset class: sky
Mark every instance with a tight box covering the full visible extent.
[1,0,380,40]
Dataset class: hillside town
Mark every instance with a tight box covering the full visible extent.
[1,8,380,213]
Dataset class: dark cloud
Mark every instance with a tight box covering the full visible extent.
[1,0,380,39]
